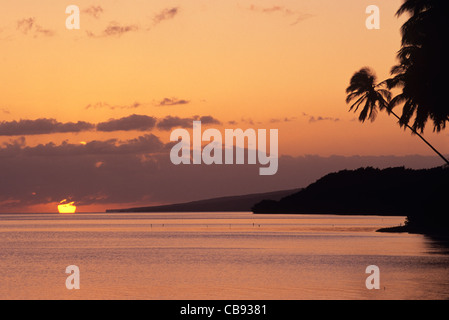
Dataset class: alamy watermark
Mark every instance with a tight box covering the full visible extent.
[366,5,380,30]
[65,4,381,31]
[62,264,381,292]
[365,265,380,290]
[65,5,80,30]
[65,265,80,290]
[169,121,279,176]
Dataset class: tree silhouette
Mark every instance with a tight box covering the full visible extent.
[347,68,449,165]
[346,0,449,165]
[346,68,391,123]
[388,0,449,133]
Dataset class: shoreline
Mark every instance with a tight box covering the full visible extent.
[377,225,449,237]
[376,225,409,233]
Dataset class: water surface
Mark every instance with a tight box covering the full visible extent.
[0,212,448,300]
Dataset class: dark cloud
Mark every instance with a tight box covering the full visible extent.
[1,136,26,148]
[1,108,10,115]
[157,115,221,131]
[0,119,95,136]
[157,98,190,106]
[87,22,139,37]
[96,114,157,132]
[153,7,179,25]
[156,116,193,131]
[82,6,104,19]
[0,114,223,136]
[103,22,139,36]
[198,115,221,125]
[0,134,168,209]
[0,137,444,212]
[20,134,164,157]
[17,17,54,37]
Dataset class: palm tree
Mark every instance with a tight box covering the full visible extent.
[388,0,449,133]
[346,67,449,165]
[345,68,391,123]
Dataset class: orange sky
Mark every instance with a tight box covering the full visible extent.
[0,0,448,212]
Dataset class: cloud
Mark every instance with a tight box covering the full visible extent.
[0,134,169,209]
[85,99,190,109]
[249,5,313,25]
[0,114,222,136]
[1,108,10,115]
[103,22,139,36]
[302,113,340,123]
[157,115,221,131]
[198,115,221,125]
[250,5,292,14]
[82,6,104,19]
[240,118,255,125]
[17,17,54,37]
[227,117,295,125]
[17,18,37,34]
[156,116,193,131]
[86,7,178,37]
[309,116,340,123]
[85,101,142,110]
[0,137,444,212]
[290,14,315,26]
[96,114,157,132]
[87,22,139,37]
[157,98,190,107]
[0,119,95,136]
[270,117,297,123]
[0,134,165,159]
[1,136,26,148]
[153,7,179,25]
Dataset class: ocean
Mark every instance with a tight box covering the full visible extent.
[0,212,448,300]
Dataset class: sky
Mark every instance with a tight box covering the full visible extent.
[0,0,448,212]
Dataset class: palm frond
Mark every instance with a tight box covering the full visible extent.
[349,94,367,113]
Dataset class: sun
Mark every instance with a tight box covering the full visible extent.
[58,199,77,214]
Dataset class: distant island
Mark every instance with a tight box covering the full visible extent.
[106,188,300,213]
[252,166,449,235]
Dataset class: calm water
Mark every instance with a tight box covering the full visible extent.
[0,212,448,300]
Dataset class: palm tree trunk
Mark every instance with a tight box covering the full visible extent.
[388,110,449,166]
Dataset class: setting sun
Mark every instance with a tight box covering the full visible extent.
[58,200,77,214]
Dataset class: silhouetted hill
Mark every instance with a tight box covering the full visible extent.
[106,188,300,213]
[252,166,449,234]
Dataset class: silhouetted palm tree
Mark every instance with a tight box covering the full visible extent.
[346,67,391,123]
[346,67,449,165]
[388,0,449,133]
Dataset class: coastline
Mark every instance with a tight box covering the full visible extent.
[377,225,449,237]
[376,225,409,233]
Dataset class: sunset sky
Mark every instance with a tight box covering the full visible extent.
[1,0,448,213]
